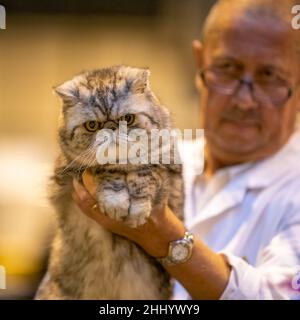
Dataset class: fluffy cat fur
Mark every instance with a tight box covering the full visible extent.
[36,65,184,299]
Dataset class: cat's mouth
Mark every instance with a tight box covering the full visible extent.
[95,142,149,165]
[75,128,175,168]
[94,129,149,165]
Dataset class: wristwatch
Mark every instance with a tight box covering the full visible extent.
[157,231,194,267]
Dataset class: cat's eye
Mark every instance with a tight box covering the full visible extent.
[84,121,100,132]
[119,114,136,126]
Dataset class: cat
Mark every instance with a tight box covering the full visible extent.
[35,65,184,300]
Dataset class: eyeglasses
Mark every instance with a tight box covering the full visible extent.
[200,68,293,107]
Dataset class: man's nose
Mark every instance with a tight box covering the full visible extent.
[233,82,258,111]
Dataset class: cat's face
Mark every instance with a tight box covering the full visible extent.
[56,66,170,167]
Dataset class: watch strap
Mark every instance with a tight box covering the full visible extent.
[157,231,194,267]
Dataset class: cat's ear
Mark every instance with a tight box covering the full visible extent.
[54,77,81,104]
[120,66,151,94]
[131,69,151,94]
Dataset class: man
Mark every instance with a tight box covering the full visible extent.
[72,0,300,299]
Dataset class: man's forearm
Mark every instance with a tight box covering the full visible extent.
[134,206,232,300]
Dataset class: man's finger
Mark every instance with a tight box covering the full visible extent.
[82,170,97,196]
[73,178,96,208]
[72,179,115,226]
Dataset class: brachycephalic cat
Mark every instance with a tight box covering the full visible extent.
[36,65,184,299]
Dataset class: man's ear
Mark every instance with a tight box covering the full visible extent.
[192,40,204,70]
[192,40,204,91]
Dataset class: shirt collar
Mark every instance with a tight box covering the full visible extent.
[195,128,300,191]
[246,129,300,189]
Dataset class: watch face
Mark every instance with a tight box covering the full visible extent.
[171,243,189,262]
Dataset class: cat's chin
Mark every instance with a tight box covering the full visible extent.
[92,163,152,173]
[72,158,98,168]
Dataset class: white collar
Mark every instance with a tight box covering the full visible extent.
[198,129,300,190]
[183,129,300,227]
[244,129,300,189]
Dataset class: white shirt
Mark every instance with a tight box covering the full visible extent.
[173,130,300,300]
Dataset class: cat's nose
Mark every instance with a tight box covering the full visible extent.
[104,122,118,131]
[108,125,117,131]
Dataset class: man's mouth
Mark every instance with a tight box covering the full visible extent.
[222,117,260,127]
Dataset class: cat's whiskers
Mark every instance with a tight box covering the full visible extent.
[76,146,96,173]
[61,147,94,174]
[81,150,95,169]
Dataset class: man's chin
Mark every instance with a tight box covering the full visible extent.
[208,134,264,163]
[218,142,260,156]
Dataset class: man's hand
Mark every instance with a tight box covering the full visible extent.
[72,170,186,258]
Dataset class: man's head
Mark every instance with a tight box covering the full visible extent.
[194,0,300,167]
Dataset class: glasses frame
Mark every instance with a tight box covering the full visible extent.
[199,68,293,107]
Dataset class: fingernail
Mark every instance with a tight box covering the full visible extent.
[82,170,97,196]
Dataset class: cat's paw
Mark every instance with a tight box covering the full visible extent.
[125,198,152,228]
[98,189,130,222]
[96,182,152,227]
[99,195,152,228]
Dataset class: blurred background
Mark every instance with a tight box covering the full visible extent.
[0,0,215,299]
